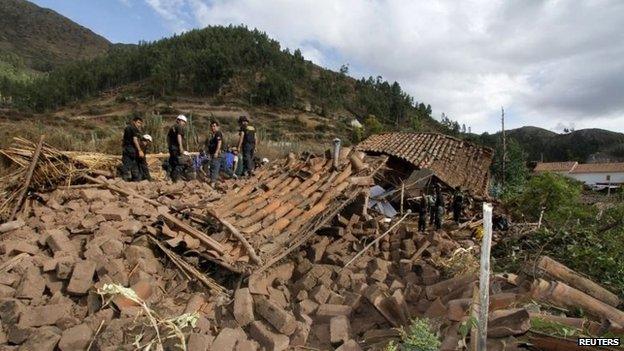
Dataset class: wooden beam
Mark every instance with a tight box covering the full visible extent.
[10,135,45,220]
[206,208,262,265]
[158,209,225,254]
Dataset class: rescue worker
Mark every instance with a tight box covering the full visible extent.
[206,121,223,188]
[452,186,464,223]
[418,195,428,232]
[221,147,238,179]
[121,116,144,181]
[237,116,257,177]
[434,185,445,230]
[138,134,153,181]
[428,191,436,226]
[167,115,187,182]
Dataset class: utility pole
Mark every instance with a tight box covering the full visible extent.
[501,106,506,188]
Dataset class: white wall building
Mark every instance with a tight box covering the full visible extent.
[534,162,624,189]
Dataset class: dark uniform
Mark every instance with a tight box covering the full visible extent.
[240,124,256,176]
[207,130,223,184]
[434,188,444,230]
[418,196,428,232]
[121,123,141,181]
[452,188,464,223]
[138,142,151,181]
[167,124,185,182]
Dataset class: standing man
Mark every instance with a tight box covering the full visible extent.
[452,186,464,224]
[237,116,257,177]
[434,185,445,230]
[138,134,153,181]
[206,121,223,188]
[167,115,187,182]
[418,196,428,232]
[121,116,144,181]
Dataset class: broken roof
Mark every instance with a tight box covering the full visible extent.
[534,161,578,173]
[570,162,624,174]
[356,132,493,196]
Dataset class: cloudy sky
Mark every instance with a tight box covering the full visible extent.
[32,0,624,133]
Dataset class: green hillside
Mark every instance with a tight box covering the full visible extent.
[0,25,441,134]
[0,0,111,72]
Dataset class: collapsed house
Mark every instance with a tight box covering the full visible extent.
[0,136,623,351]
[357,132,494,198]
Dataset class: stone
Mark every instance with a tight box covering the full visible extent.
[56,257,75,280]
[298,299,319,316]
[310,285,331,304]
[97,205,129,221]
[0,299,24,325]
[184,294,205,314]
[117,219,143,235]
[336,340,363,351]
[187,333,211,351]
[59,323,92,351]
[1,242,39,256]
[236,339,259,351]
[290,321,311,347]
[45,230,75,254]
[15,268,45,300]
[80,189,115,202]
[488,309,530,337]
[248,321,289,351]
[7,324,33,344]
[0,285,15,298]
[315,304,352,322]
[233,288,254,326]
[211,327,246,351]
[19,304,72,328]
[254,296,297,335]
[330,316,350,346]
[113,280,152,311]
[18,326,61,351]
[100,239,124,257]
[67,260,97,295]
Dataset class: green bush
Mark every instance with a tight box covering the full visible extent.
[252,70,294,107]
[385,318,441,351]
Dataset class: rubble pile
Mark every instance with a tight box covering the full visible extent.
[0,135,623,351]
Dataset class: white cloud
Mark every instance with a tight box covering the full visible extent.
[142,0,624,133]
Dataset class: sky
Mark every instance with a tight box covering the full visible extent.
[30,0,624,134]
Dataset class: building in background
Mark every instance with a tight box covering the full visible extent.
[534,161,624,190]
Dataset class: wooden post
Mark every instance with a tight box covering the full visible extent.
[501,107,506,188]
[400,182,405,215]
[477,203,493,351]
[10,135,45,220]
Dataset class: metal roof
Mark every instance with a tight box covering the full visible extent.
[357,132,493,196]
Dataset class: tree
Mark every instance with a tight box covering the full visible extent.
[364,115,384,136]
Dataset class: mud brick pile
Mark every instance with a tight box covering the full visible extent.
[1,160,624,350]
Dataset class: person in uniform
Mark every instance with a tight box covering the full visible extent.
[206,121,223,187]
[137,134,153,181]
[167,115,187,182]
[121,116,144,181]
[236,116,257,177]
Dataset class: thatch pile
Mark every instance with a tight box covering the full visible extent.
[0,137,168,220]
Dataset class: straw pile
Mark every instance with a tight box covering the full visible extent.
[0,137,169,220]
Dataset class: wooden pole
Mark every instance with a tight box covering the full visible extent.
[477,202,493,351]
[206,208,262,265]
[501,107,506,188]
[400,182,405,215]
[536,255,620,307]
[10,135,45,220]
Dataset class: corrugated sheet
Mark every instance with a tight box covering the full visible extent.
[534,162,578,173]
[356,132,493,196]
[570,162,624,174]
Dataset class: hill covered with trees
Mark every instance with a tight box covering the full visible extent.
[0,0,111,73]
[1,25,440,135]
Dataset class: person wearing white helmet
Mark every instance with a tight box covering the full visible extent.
[136,134,153,181]
[167,115,188,181]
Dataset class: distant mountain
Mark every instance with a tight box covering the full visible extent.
[483,126,624,163]
[0,0,111,72]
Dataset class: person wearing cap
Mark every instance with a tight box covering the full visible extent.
[167,115,188,182]
[137,134,153,181]
[120,116,144,181]
[237,115,257,177]
[205,120,223,187]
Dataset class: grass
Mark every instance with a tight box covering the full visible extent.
[385,318,441,351]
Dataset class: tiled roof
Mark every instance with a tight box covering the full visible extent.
[356,132,493,196]
[534,162,578,173]
[570,163,624,174]
[204,151,386,272]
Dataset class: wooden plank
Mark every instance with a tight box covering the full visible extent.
[10,135,45,220]
[158,209,225,254]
